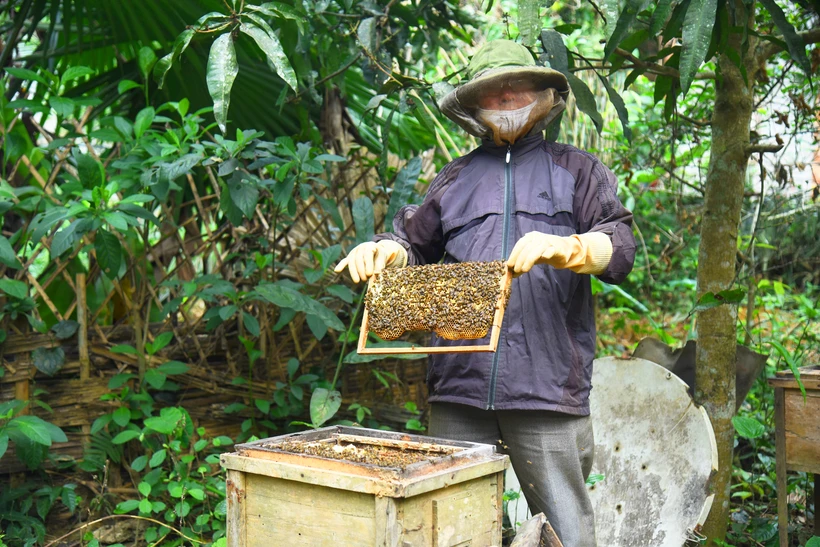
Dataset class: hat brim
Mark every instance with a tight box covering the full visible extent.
[455,66,570,108]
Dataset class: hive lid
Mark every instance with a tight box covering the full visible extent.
[588,357,718,547]
[221,426,508,498]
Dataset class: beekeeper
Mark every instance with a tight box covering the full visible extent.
[335,39,636,546]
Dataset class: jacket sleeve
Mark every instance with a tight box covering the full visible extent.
[373,156,467,266]
[574,158,636,285]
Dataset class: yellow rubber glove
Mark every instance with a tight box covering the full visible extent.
[507,231,613,276]
[334,240,408,283]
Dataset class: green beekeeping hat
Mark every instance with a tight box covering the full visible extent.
[450,39,569,107]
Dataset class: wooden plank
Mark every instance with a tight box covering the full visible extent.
[398,475,501,547]
[784,389,820,473]
[226,469,246,547]
[243,474,375,546]
[375,496,400,547]
[775,388,788,547]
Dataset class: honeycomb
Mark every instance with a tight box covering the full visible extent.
[365,261,511,341]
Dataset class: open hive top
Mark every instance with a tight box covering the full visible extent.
[364,261,511,341]
[231,426,500,478]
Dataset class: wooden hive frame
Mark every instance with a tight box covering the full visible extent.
[357,265,513,355]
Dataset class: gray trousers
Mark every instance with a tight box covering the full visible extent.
[429,402,596,547]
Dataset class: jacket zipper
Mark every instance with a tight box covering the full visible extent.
[487,144,512,410]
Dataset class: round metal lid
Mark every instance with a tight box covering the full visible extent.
[588,356,718,546]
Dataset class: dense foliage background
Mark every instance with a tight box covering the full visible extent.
[1,0,818,545]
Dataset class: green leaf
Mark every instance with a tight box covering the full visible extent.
[134,107,156,139]
[0,279,28,299]
[287,358,300,379]
[149,449,167,468]
[239,22,297,92]
[154,29,195,89]
[679,0,718,94]
[228,178,260,219]
[144,369,167,389]
[649,0,674,36]
[49,96,75,117]
[306,314,327,341]
[117,79,141,94]
[111,344,137,355]
[0,433,9,460]
[597,75,632,143]
[273,307,296,331]
[326,284,355,304]
[95,229,122,279]
[112,406,131,427]
[108,373,136,389]
[8,416,54,446]
[61,484,78,512]
[732,416,765,439]
[138,46,158,80]
[252,283,344,331]
[32,347,65,376]
[770,340,806,400]
[243,312,260,337]
[149,331,173,354]
[77,153,104,189]
[517,0,540,47]
[157,361,189,375]
[357,17,377,53]
[52,218,92,257]
[139,498,153,514]
[188,488,206,501]
[344,342,427,363]
[566,73,603,133]
[144,407,183,435]
[112,430,141,444]
[758,0,812,76]
[60,66,95,87]
[207,33,239,133]
[310,388,341,427]
[352,197,375,244]
[603,0,651,61]
[131,455,148,472]
[119,194,155,205]
[115,499,140,513]
[805,537,820,547]
[5,67,53,88]
[386,157,422,231]
[0,235,22,269]
[51,320,79,339]
[254,398,271,414]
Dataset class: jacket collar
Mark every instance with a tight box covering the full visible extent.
[480,133,544,158]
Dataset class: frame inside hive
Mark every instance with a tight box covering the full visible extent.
[357,262,513,354]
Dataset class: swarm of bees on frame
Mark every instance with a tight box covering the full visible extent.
[365,261,510,341]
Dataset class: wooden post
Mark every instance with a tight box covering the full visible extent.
[774,388,788,547]
[77,273,91,447]
[814,473,819,538]
[226,469,247,547]
[77,274,90,381]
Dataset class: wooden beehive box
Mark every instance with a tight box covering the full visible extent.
[221,426,509,546]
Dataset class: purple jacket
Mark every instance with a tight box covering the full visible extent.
[375,134,636,415]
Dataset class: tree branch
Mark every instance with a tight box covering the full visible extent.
[745,142,784,155]
[757,27,820,63]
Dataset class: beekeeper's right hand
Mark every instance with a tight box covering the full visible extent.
[334,240,408,283]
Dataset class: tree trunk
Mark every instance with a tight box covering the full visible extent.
[695,3,756,543]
